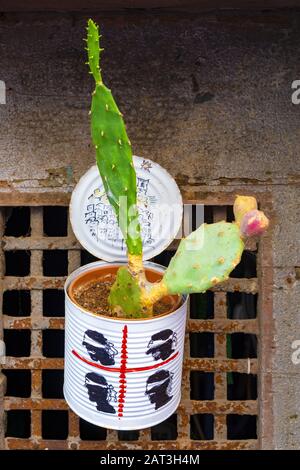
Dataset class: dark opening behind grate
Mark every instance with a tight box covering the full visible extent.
[3,290,31,317]
[43,206,68,237]
[5,250,31,276]
[190,414,214,440]
[151,414,177,440]
[42,330,65,358]
[43,250,68,276]
[42,410,69,439]
[190,292,214,319]
[228,333,257,359]
[190,372,214,400]
[151,250,175,268]
[79,419,107,440]
[4,329,31,357]
[226,206,235,222]
[4,207,31,237]
[227,373,257,401]
[3,369,31,398]
[43,289,65,317]
[227,414,257,440]
[42,370,64,398]
[227,292,257,319]
[118,430,139,441]
[5,410,31,438]
[204,206,214,224]
[230,251,257,279]
[80,249,98,266]
[190,332,214,358]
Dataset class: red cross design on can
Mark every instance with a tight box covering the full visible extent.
[72,325,179,418]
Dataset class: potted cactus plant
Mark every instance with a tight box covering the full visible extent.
[63,19,269,431]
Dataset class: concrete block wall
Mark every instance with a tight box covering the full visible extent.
[0,9,299,449]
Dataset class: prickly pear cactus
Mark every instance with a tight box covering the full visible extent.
[163,221,244,294]
[108,267,143,318]
[87,19,142,256]
[84,21,270,318]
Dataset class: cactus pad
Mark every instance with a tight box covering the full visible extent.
[163,221,244,294]
[108,266,143,318]
[87,19,142,256]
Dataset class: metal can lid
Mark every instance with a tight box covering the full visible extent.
[70,156,183,262]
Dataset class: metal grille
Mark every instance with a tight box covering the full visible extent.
[0,194,273,450]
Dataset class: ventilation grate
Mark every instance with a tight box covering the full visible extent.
[0,198,272,450]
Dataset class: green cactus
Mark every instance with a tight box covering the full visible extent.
[162,222,244,294]
[85,19,269,319]
[87,19,142,257]
[108,266,143,318]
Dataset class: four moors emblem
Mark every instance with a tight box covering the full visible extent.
[72,327,179,416]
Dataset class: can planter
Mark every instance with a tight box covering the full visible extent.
[64,260,188,430]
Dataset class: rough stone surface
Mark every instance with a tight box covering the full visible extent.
[3,1,300,12]
[0,10,299,449]
[1,12,300,188]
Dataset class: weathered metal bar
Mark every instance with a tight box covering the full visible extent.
[139,428,151,441]
[182,400,258,415]
[2,236,80,250]
[30,207,43,237]
[187,319,258,334]
[3,316,65,330]
[214,414,227,441]
[31,370,42,399]
[177,331,190,441]
[3,276,66,289]
[29,213,44,371]
[3,315,259,335]
[0,208,6,450]
[68,411,80,439]
[4,397,258,414]
[212,207,229,440]
[106,429,118,441]
[4,358,65,369]
[2,276,258,293]
[257,197,274,450]
[3,357,258,373]
[31,409,42,440]
[3,316,258,333]
[68,250,81,275]
[0,191,261,208]
[0,192,71,207]
[31,330,43,358]
[5,438,258,450]
[185,358,258,374]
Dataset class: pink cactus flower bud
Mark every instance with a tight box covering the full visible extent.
[240,210,269,238]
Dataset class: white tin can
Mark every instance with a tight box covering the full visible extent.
[64,260,188,430]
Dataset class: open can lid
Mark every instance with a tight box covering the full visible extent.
[70,156,183,262]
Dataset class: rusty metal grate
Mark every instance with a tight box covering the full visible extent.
[0,194,273,450]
